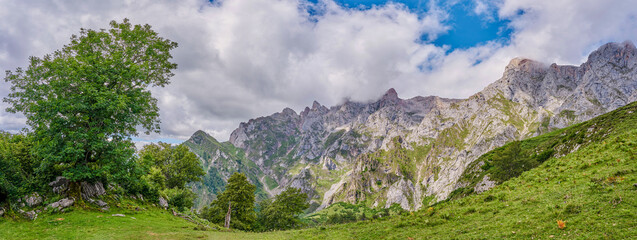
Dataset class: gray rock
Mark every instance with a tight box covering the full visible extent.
[0,207,4,216]
[95,200,107,207]
[23,210,37,220]
[112,214,125,217]
[49,198,75,210]
[81,181,106,199]
[49,176,69,194]
[159,196,168,209]
[474,175,497,194]
[101,206,110,212]
[24,192,42,207]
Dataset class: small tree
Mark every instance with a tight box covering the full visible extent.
[3,19,178,199]
[202,172,256,230]
[257,187,309,231]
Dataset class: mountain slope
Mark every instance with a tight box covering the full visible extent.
[262,100,637,239]
[187,41,637,211]
[183,130,268,209]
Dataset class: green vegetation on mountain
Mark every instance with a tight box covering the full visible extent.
[453,99,637,200]
[183,131,268,209]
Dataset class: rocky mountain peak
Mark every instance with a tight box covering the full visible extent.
[586,41,637,68]
[189,130,215,145]
[505,57,546,73]
[311,101,322,110]
[381,88,399,101]
[281,107,297,116]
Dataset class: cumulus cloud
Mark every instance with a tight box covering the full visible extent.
[0,0,636,142]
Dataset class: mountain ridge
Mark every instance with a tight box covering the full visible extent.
[186,41,637,211]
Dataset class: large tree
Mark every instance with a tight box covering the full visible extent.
[202,172,256,230]
[3,19,178,195]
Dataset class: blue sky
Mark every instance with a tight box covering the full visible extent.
[333,0,513,50]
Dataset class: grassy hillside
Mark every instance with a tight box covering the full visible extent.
[269,102,637,239]
[1,102,635,239]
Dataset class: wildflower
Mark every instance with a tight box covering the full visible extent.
[557,220,566,229]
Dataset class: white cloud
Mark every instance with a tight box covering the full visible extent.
[0,0,636,142]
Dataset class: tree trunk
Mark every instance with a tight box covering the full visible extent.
[224,201,231,228]
[68,181,84,206]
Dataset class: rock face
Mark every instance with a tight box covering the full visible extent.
[49,176,69,194]
[81,182,106,199]
[187,41,637,211]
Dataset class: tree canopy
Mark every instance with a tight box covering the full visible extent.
[257,187,309,231]
[202,172,256,230]
[3,19,178,184]
[139,143,205,190]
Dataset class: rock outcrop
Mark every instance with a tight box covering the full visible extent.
[48,198,75,211]
[24,192,42,207]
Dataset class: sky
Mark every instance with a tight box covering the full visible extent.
[1,0,636,146]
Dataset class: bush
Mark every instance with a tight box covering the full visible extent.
[162,188,196,211]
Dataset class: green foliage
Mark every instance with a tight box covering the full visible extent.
[488,141,538,183]
[139,143,205,190]
[202,173,256,230]
[0,131,37,203]
[161,187,196,212]
[324,130,345,147]
[3,19,177,185]
[257,188,309,231]
[136,142,204,210]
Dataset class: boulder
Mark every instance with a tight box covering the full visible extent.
[95,200,108,207]
[24,192,43,207]
[112,214,125,217]
[159,196,168,209]
[0,207,4,216]
[49,176,69,194]
[23,210,37,220]
[49,198,75,210]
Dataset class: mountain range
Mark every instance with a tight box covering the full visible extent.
[185,41,637,211]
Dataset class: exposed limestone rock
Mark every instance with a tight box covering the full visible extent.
[159,196,168,209]
[81,181,106,199]
[0,207,4,216]
[24,192,42,207]
[474,175,497,194]
[112,214,125,217]
[49,176,69,194]
[288,168,317,199]
[49,198,75,211]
